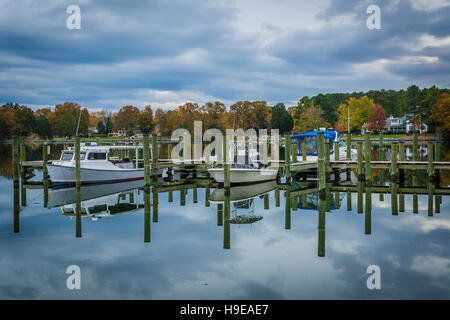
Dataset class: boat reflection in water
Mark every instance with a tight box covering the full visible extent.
[47,180,145,220]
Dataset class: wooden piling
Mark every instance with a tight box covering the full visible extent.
[217,203,223,226]
[223,134,230,190]
[357,142,363,181]
[399,143,405,212]
[285,184,291,230]
[144,186,151,243]
[347,189,352,211]
[205,186,210,207]
[275,189,280,207]
[364,134,372,182]
[168,190,173,202]
[318,194,326,257]
[317,132,326,193]
[264,194,269,210]
[143,135,150,187]
[12,136,19,187]
[291,142,297,163]
[19,143,26,206]
[152,187,159,222]
[427,143,434,216]
[223,195,230,249]
[390,143,398,215]
[75,136,81,238]
[152,135,158,183]
[43,143,49,207]
[284,135,291,182]
[302,142,307,161]
[193,187,198,203]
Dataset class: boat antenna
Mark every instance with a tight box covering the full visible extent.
[75,107,82,137]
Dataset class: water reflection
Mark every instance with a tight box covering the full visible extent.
[2,142,450,299]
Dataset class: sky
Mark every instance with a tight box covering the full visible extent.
[1,0,450,111]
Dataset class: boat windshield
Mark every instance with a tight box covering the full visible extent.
[339,140,346,147]
[87,152,107,160]
[60,152,86,161]
[61,152,73,161]
[294,136,334,155]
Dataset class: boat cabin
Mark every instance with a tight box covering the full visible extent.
[291,130,344,157]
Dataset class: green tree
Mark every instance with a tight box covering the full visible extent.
[270,103,293,134]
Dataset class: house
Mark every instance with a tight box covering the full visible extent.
[386,115,406,133]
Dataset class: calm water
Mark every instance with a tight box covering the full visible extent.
[0,143,449,299]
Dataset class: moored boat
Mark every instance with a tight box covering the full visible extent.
[47,145,162,187]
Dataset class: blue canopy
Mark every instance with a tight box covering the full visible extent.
[291,130,340,140]
[291,130,341,157]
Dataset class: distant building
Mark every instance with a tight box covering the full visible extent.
[386,114,428,134]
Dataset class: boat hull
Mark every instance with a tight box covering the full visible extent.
[208,167,278,184]
[47,164,161,187]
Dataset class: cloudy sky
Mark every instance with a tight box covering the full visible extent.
[1,0,450,111]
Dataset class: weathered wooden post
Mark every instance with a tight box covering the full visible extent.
[378,134,384,201]
[413,131,418,161]
[205,186,210,207]
[325,142,331,182]
[223,195,230,249]
[334,141,340,181]
[264,194,269,210]
[144,185,151,243]
[13,181,20,233]
[364,134,372,182]
[168,143,172,160]
[168,190,173,203]
[365,135,373,221]
[20,144,26,206]
[390,143,398,215]
[318,194,326,257]
[12,136,19,188]
[96,137,100,146]
[152,135,158,183]
[302,142,307,161]
[427,143,434,217]
[285,184,291,230]
[317,132,326,193]
[222,134,230,190]
[152,187,159,222]
[217,203,223,226]
[143,135,150,187]
[399,143,405,212]
[346,189,352,211]
[357,142,363,214]
[275,189,280,207]
[334,192,340,209]
[43,143,49,207]
[291,142,297,164]
[357,142,363,181]
[193,187,198,203]
[365,196,372,235]
[435,133,441,213]
[75,136,81,238]
[180,189,186,206]
[284,135,291,183]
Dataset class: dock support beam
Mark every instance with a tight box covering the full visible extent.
[427,143,434,217]
[390,143,398,215]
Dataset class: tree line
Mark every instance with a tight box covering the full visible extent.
[1,85,449,140]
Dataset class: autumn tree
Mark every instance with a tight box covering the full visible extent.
[48,102,89,137]
[431,93,450,138]
[296,105,330,132]
[367,104,387,133]
[113,105,140,132]
[201,101,226,130]
[336,96,375,131]
[137,105,154,134]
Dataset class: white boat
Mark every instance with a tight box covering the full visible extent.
[207,142,278,184]
[47,145,162,187]
[291,130,357,161]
